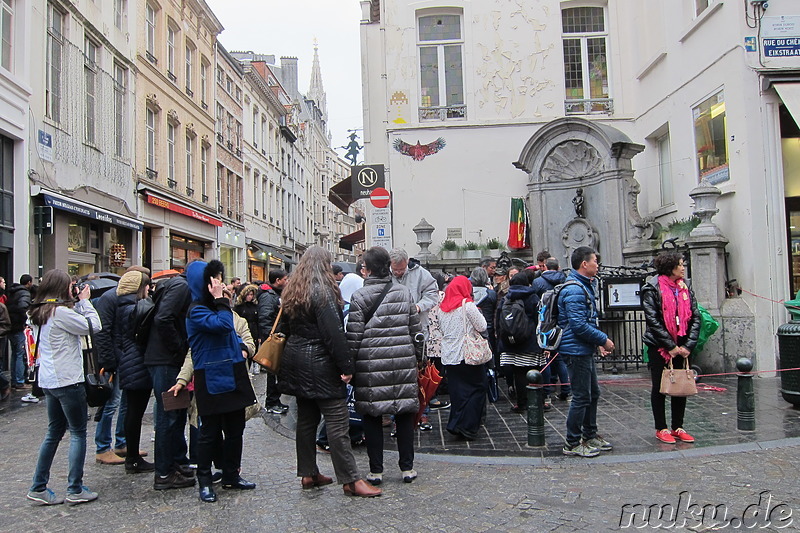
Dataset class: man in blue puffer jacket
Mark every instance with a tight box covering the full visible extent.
[557,246,615,458]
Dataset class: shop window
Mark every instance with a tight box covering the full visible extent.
[693,89,728,184]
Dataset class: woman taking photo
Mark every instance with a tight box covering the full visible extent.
[278,246,381,498]
[346,246,422,486]
[27,269,102,506]
[641,252,701,445]
[438,275,488,441]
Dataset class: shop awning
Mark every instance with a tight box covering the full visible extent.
[247,240,292,264]
[36,189,143,231]
[775,83,800,129]
[338,227,365,251]
[328,177,354,212]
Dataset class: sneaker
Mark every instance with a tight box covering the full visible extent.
[429,399,450,410]
[21,393,40,403]
[366,472,383,486]
[656,429,677,444]
[277,402,290,413]
[671,428,695,443]
[390,423,397,438]
[401,469,418,483]
[510,404,526,413]
[251,366,260,375]
[583,436,612,451]
[65,486,98,505]
[27,488,64,505]
[562,442,600,458]
[418,416,433,431]
[153,471,196,490]
[266,405,285,415]
[557,393,572,402]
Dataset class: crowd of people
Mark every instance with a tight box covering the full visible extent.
[0,244,700,504]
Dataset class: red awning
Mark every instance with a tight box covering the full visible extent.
[328,177,354,212]
[338,227,365,251]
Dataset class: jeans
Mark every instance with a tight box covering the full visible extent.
[196,409,245,485]
[149,365,189,477]
[9,331,27,385]
[94,379,126,453]
[31,384,88,494]
[295,397,359,484]
[548,353,571,397]
[564,354,600,446]
[362,412,414,473]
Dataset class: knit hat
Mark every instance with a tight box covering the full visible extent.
[116,271,143,296]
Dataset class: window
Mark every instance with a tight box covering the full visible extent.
[46,3,64,122]
[200,59,208,106]
[657,133,673,206]
[264,178,269,218]
[145,4,156,61]
[693,89,728,184]
[216,165,223,208]
[84,38,99,145]
[114,0,125,30]
[146,107,156,172]
[252,109,258,146]
[216,66,224,84]
[201,145,208,201]
[696,0,710,17]
[253,170,259,214]
[185,42,193,95]
[113,64,126,158]
[167,25,176,80]
[417,12,465,120]
[185,133,193,192]
[226,76,232,94]
[167,122,175,186]
[0,135,13,229]
[1,0,13,71]
[562,6,611,114]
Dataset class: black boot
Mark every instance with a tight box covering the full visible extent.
[198,481,217,503]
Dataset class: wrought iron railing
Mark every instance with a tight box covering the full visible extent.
[564,98,613,115]
[418,105,466,121]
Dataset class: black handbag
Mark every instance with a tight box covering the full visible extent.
[83,319,113,407]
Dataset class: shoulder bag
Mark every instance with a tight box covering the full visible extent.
[84,318,114,407]
[253,306,286,374]
[659,356,698,397]
[461,300,493,366]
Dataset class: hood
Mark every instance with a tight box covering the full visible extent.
[339,273,364,303]
[541,270,567,285]
[186,261,209,301]
[507,284,537,300]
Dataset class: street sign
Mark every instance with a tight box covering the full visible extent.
[370,187,390,208]
[371,207,390,224]
[351,164,385,200]
[33,206,54,235]
[372,223,392,239]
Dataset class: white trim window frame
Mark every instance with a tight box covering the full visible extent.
[200,58,208,107]
[185,132,194,193]
[114,0,125,31]
[1,0,13,71]
[145,3,156,62]
[695,0,711,17]
[416,10,466,121]
[113,63,126,158]
[184,41,193,95]
[46,2,64,123]
[146,107,156,172]
[84,37,99,145]
[166,23,176,82]
[561,5,612,115]
[657,132,674,207]
[167,121,175,186]
[200,144,208,201]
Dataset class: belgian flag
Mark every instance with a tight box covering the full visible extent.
[507,197,530,250]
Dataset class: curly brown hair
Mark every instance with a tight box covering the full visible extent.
[281,246,342,318]
[654,252,684,276]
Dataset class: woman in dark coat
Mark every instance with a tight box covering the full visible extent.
[641,252,701,445]
[346,246,422,486]
[174,260,257,503]
[278,246,381,498]
[233,284,259,343]
[114,271,154,474]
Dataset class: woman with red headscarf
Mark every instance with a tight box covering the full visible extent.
[438,275,488,440]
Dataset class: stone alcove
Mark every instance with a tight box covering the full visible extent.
[513,117,659,266]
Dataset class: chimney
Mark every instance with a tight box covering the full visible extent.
[280,56,299,98]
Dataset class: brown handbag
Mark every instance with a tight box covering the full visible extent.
[253,307,286,373]
[659,356,698,397]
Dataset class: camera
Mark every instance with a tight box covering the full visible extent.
[73,282,87,298]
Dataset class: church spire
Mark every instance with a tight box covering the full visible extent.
[308,39,328,122]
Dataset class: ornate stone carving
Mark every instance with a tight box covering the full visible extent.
[146,93,161,111]
[540,141,604,182]
[201,134,211,147]
[625,176,661,240]
[185,122,196,137]
[167,109,180,126]
[561,218,598,259]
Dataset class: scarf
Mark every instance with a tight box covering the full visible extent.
[657,275,692,363]
[440,275,473,313]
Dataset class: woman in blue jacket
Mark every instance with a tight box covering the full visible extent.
[177,260,256,503]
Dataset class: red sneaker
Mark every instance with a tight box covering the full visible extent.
[656,429,676,444]
[671,428,695,443]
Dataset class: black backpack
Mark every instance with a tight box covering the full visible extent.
[132,296,156,345]
[498,295,534,346]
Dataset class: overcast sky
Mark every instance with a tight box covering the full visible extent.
[205,0,364,158]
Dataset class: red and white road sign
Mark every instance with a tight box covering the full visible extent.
[369,187,390,208]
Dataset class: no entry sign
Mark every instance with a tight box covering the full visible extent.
[369,187,390,208]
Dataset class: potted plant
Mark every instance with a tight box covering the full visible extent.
[463,241,481,259]
[441,239,459,260]
[486,237,503,257]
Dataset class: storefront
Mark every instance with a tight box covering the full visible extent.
[247,239,289,282]
[32,188,143,276]
[218,225,245,283]
[138,189,221,273]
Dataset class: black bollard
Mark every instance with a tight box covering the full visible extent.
[737,357,755,431]
[526,370,545,447]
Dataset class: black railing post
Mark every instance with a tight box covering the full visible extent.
[737,357,755,431]
[526,370,545,447]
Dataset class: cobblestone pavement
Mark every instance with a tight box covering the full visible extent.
[1,372,799,532]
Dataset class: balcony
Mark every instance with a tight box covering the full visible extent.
[217,206,223,213]
[167,71,177,83]
[202,194,209,203]
[236,213,243,222]
[253,141,258,149]
[564,98,614,115]
[167,179,177,189]
[186,187,194,196]
[418,104,467,121]
[235,148,242,158]
[185,87,194,98]
[262,213,267,220]
[227,140,233,151]
[145,51,157,65]
[227,209,233,218]
[145,168,158,180]
[254,209,259,216]
[216,132,223,143]
[201,101,208,110]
